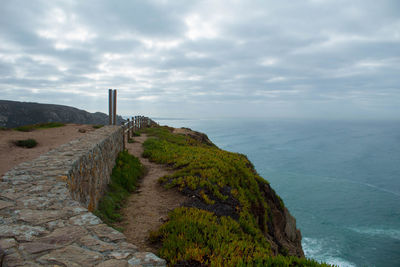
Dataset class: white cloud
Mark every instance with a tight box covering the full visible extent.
[0,0,399,119]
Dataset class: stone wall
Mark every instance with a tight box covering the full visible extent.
[0,126,165,266]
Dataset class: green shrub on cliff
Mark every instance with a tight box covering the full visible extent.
[143,126,328,266]
[95,150,145,225]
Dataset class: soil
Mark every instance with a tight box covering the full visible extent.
[118,134,188,253]
[0,124,97,178]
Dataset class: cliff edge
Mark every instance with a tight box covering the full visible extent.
[136,126,325,266]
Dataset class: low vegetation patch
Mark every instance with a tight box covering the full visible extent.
[14,138,38,148]
[143,126,328,266]
[92,124,104,129]
[0,126,9,131]
[94,150,145,226]
[14,122,65,132]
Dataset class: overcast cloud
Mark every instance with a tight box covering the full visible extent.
[1,0,399,119]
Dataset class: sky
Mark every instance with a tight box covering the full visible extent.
[1,0,399,120]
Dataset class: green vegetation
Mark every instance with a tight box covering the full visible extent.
[14,138,38,148]
[94,150,145,225]
[151,207,327,266]
[14,122,65,132]
[0,126,9,131]
[132,131,141,137]
[143,126,328,266]
[92,124,104,129]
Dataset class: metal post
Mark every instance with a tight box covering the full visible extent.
[113,89,117,125]
[108,89,113,125]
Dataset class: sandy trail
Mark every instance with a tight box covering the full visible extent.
[0,124,96,177]
[119,134,186,253]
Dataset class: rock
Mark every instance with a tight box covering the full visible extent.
[0,238,17,250]
[96,259,129,267]
[19,242,61,254]
[79,128,86,133]
[79,235,116,252]
[0,224,48,241]
[38,225,88,246]
[37,245,104,266]
[89,224,126,242]
[69,212,102,226]
[18,209,68,225]
[109,251,131,260]
[2,252,25,267]
[128,252,166,267]
[0,200,14,210]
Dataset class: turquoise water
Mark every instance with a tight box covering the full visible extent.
[155,118,400,267]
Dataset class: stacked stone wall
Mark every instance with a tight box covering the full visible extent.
[0,126,165,266]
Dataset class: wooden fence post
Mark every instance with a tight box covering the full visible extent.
[127,118,130,141]
[131,117,134,137]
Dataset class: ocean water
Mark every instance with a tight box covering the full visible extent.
[155,118,400,267]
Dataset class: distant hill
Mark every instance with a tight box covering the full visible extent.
[0,100,125,128]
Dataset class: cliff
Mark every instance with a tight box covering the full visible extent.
[0,100,124,128]
[139,126,325,266]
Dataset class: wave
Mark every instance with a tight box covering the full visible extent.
[349,227,400,240]
[302,237,357,267]
[281,170,400,199]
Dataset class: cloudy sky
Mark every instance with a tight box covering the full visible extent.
[1,0,399,119]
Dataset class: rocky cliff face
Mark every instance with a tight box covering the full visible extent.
[0,100,124,128]
[176,128,304,257]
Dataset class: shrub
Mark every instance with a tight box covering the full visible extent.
[94,150,145,225]
[92,124,104,129]
[14,139,38,148]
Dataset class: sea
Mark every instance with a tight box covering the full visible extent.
[154,118,400,267]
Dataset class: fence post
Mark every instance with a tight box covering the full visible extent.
[112,89,117,125]
[108,89,113,125]
[127,118,130,141]
[131,117,134,137]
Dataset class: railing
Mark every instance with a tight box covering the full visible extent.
[121,116,158,149]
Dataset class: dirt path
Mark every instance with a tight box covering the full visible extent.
[0,124,97,178]
[119,134,187,253]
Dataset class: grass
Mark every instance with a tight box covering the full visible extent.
[14,138,38,148]
[94,150,145,226]
[143,126,329,266]
[14,122,65,132]
[92,124,104,129]
[0,126,9,131]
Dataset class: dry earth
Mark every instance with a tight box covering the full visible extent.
[118,134,188,253]
[0,124,97,177]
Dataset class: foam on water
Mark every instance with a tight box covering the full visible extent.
[302,237,357,267]
[349,227,400,241]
